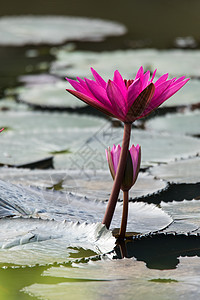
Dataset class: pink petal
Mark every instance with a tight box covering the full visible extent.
[66,89,115,118]
[106,80,127,119]
[154,73,168,87]
[135,66,144,80]
[129,144,141,182]
[91,68,106,89]
[158,78,190,102]
[85,78,111,108]
[111,144,121,174]
[142,78,189,117]
[113,70,127,99]
[66,78,89,95]
[151,79,173,101]
[67,77,99,102]
[142,70,150,89]
[174,76,186,83]
[127,78,141,110]
[150,69,157,83]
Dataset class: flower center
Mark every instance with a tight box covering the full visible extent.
[124,79,134,89]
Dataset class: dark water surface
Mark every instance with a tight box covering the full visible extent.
[1,0,200,49]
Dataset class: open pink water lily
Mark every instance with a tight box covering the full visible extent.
[106,144,141,191]
[66,67,189,123]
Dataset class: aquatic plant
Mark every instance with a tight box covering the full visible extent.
[66,66,189,236]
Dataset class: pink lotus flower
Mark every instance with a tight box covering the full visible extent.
[66,67,189,123]
[106,144,141,191]
[0,128,4,132]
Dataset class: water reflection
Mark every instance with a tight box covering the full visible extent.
[115,234,200,270]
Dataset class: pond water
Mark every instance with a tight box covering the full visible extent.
[0,1,200,299]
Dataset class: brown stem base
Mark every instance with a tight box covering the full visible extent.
[118,190,129,240]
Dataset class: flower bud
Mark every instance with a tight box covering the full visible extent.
[106,144,141,191]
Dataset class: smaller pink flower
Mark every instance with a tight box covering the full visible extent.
[106,144,141,191]
[0,128,4,132]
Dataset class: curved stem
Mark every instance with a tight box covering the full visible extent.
[118,190,129,240]
[102,122,132,229]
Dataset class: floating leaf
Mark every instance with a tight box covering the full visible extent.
[22,256,200,300]
[0,168,167,200]
[50,49,200,79]
[16,81,87,110]
[0,16,126,46]
[149,157,200,184]
[146,111,200,137]
[0,111,104,166]
[161,200,200,227]
[0,180,172,233]
[0,97,29,111]
[0,219,115,266]
[54,125,200,170]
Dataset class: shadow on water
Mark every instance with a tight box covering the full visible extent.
[133,182,200,204]
[115,234,200,270]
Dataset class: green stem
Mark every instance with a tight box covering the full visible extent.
[102,122,132,229]
[118,190,129,240]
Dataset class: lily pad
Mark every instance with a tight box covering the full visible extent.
[0,168,167,200]
[161,200,200,227]
[0,219,115,266]
[0,16,126,46]
[22,256,200,300]
[0,111,104,166]
[0,180,172,233]
[50,48,200,79]
[0,97,29,111]
[149,157,200,184]
[16,80,87,110]
[146,111,200,137]
[54,125,200,170]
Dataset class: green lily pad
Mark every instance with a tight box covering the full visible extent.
[0,97,29,111]
[16,80,87,109]
[0,111,104,166]
[161,200,200,227]
[50,48,200,79]
[22,256,200,300]
[0,16,126,46]
[0,219,115,266]
[149,157,200,184]
[0,180,172,233]
[146,111,200,136]
[54,125,200,170]
[0,168,167,200]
